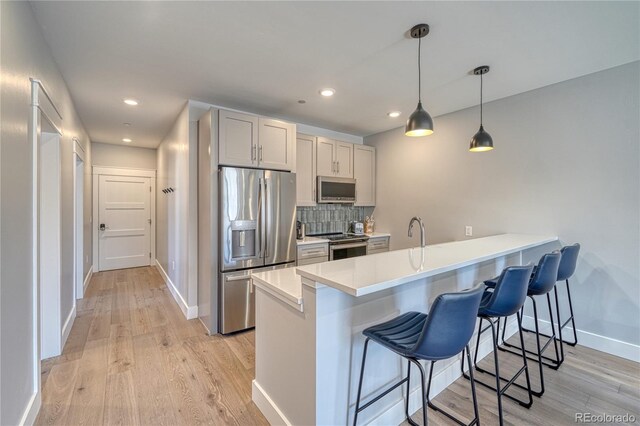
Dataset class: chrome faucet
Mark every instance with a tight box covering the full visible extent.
[408,216,426,248]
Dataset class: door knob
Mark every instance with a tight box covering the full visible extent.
[99,223,106,231]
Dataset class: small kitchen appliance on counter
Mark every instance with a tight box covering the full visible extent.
[350,221,364,235]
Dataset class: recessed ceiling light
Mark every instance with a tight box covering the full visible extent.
[122,138,132,143]
[319,88,335,97]
[298,99,306,104]
[123,99,139,106]
[124,122,132,127]
[388,111,401,118]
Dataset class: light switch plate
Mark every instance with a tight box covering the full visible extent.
[465,226,473,237]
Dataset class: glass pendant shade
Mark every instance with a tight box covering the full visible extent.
[469,125,494,152]
[405,101,434,137]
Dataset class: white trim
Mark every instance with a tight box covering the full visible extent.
[252,380,293,426]
[522,316,640,362]
[83,266,93,294]
[92,166,156,271]
[92,166,156,178]
[18,392,41,426]
[61,304,76,349]
[73,149,84,300]
[155,260,198,319]
[29,78,63,426]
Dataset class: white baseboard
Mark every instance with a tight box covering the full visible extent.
[252,380,293,426]
[367,318,520,426]
[83,266,93,294]
[155,260,198,320]
[522,315,640,363]
[61,304,76,349]
[19,391,41,426]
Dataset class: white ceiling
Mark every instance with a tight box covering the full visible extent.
[31,1,639,148]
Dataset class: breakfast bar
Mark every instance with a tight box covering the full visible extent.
[251,234,558,425]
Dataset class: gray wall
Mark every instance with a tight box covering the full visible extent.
[156,103,194,312]
[366,62,639,348]
[1,2,92,424]
[92,141,157,170]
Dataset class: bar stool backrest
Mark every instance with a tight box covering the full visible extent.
[528,251,562,295]
[557,244,580,281]
[480,265,534,318]
[412,284,484,360]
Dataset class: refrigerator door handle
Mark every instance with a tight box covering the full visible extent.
[259,177,267,258]
[263,177,269,259]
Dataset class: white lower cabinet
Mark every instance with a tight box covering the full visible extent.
[296,243,328,265]
[367,236,389,254]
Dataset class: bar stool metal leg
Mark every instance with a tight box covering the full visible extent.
[464,314,533,426]
[429,345,480,426]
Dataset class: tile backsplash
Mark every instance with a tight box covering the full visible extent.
[297,205,374,234]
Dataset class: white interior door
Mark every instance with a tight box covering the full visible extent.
[98,175,151,271]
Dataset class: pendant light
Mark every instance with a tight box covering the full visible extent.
[469,65,494,152]
[405,24,434,137]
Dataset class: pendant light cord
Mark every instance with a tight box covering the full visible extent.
[418,36,422,103]
[480,72,483,126]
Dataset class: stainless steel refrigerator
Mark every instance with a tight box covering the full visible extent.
[219,167,296,334]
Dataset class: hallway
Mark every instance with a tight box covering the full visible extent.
[35,267,268,426]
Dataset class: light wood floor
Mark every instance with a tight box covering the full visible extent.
[36,266,639,426]
[36,266,268,426]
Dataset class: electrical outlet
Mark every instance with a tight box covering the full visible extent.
[465,226,473,237]
[171,260,176,271]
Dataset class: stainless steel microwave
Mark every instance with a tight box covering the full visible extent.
[317,176,356,203]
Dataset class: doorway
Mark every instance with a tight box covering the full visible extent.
[39,131,62,360]
[92,167,156,272]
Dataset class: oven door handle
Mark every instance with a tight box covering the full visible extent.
[330,242,368,251]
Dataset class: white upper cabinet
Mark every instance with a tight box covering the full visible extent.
[316,137,336,177]
[335,142,353,178]
[296,134,316,206]
[218,110,258,168]
[353,145,376,206]
[258,118,295,171]
[218,110,295,171]
[316,138,353,178]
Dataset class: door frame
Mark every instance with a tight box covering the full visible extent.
[73,140,86,300]
[29,78,63,420]
[92,166,156,272]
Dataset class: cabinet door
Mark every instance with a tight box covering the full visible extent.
[316,137,336,177]
[354,145,376,206]
[335,142,354,178]
[259,118,295,171]
[296,134,316,206]
[219,110,258,168]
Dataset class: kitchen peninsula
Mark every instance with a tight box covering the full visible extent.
[251,234,558,425]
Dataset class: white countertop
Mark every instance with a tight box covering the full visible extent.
[366,232,391,238]
[296,233,558,297]
[251,267,303,311]
[296,236,329,246]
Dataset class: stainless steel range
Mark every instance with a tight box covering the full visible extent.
[309,233,370,261]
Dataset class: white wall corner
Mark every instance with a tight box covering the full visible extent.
[18,391,41,426]
[83,266,93,294]
[155,260,198,320]
[522,315,640,363]
[61,304,77,349]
